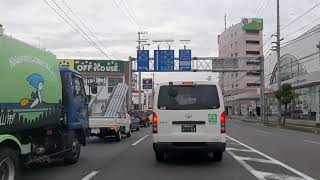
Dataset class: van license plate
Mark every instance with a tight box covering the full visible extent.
[181,125,196,133]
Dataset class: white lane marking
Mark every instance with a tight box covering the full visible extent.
[132,135,149,146]
[226,147,253,152]
[227,150,266,180]
[234,156,276,164]
[304,140,320,145]
[258,171,305,180]
[227,135,315,180]
[81,171,99,180]
[227,142,243,146]
[256,130,273,135]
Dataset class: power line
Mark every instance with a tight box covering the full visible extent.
[282,26,320,45]
[257,0,272,17]
[44,0,112,59]
[112,0,139,28]
[284,15,320,39]
[121,0,140,27]
[281,2,320,31]
[60,0,116,59]
[255,0,265,17]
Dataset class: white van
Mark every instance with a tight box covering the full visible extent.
[152,81,226,161]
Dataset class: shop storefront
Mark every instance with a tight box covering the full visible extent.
[58,59,129,100]
[265,24,320,121]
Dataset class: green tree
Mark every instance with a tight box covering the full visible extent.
[275,83,294,126]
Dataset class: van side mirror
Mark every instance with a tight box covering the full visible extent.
[91,82,98,94]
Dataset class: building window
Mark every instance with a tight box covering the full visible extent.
[231,53,234,57]
[247,72,260,76]
[235,52,238,57]
[246,40,260,44]
[235,41,238,45]
[246,51,260,55]
[235,84,238,87]
[232,85,234,88]
[231,43,233,48]
[231,74,234,78]
[108,77,123,93]
[231,33,233,38]
[247,61,261,65]
[270,54,307,84]
[246,30,260,35]
[247,83,260,87]
[235,72,238,77]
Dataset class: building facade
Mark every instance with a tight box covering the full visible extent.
[265,25,320,121]
[218,19,263,116]
[58,59,129,100]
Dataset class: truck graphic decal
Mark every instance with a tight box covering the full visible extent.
[20,73,45,108]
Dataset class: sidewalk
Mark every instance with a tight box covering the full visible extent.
[228,115,320,133]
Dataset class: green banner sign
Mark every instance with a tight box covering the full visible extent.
[242,18,263,30]
[74,60,125,73]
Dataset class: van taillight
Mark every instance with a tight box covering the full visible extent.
[220,112,226,133]
[152,112,158,134]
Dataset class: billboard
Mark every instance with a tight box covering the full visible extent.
[74,60,125,73]
[143,78,152,89]
[242,18,263,30]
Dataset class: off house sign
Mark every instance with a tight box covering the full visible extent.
[74,60,125,73]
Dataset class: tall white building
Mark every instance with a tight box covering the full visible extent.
[218,19,263,116]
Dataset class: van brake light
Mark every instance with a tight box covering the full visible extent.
[221,112,226,133]
[152,112,158,134]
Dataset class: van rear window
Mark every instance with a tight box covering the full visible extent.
[157,85,220,110]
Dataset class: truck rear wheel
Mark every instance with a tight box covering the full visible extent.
[64,136,81,164]
[115,130,122,142]
[0,147,19,180]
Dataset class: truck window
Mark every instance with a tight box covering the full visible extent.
[73,76,86,100]
[157,85,220,110]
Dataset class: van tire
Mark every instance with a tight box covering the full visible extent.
[155,151,165,162]
[136,127,140,131]
[212,151,223,162]
[0,147,20,180]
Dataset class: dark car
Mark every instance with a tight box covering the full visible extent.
[134,111,150,127]
[130,116,140,131]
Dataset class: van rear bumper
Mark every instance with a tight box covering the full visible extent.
[153,142,226,153]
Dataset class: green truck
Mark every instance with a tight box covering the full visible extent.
[0,27,90,180]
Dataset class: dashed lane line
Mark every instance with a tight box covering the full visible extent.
[81,171,99,180]
[255,130,273,135]
[227,135,315,180]
[304,140,320,145]
[132,135,149,146]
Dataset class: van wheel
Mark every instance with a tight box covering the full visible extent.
[115,130,122,142]
[212,151,223,162]
[136,127,140,131]
[64,137,81,164]
[155,151,165,162]
[0,147,19,180]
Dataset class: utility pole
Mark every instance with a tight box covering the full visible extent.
[260,56,266,124]
[276,0,282,125]
[128,56,133,110]
[137,31,148,110]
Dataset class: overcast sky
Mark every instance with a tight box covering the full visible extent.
[1,0,320,82]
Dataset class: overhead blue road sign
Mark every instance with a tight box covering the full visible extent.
[154,50,174,71]
[179,49,192,71]
[137,50,149,72]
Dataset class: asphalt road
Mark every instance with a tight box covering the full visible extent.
[20,119,320,180]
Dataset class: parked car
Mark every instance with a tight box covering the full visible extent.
[130,116,140,131]
[134,110,150,127]
[152,81,226,162]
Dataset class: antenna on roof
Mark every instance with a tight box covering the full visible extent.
[0,24,4,36]
[224,14,227,30]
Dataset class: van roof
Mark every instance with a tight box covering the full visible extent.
[157,81,219,86]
